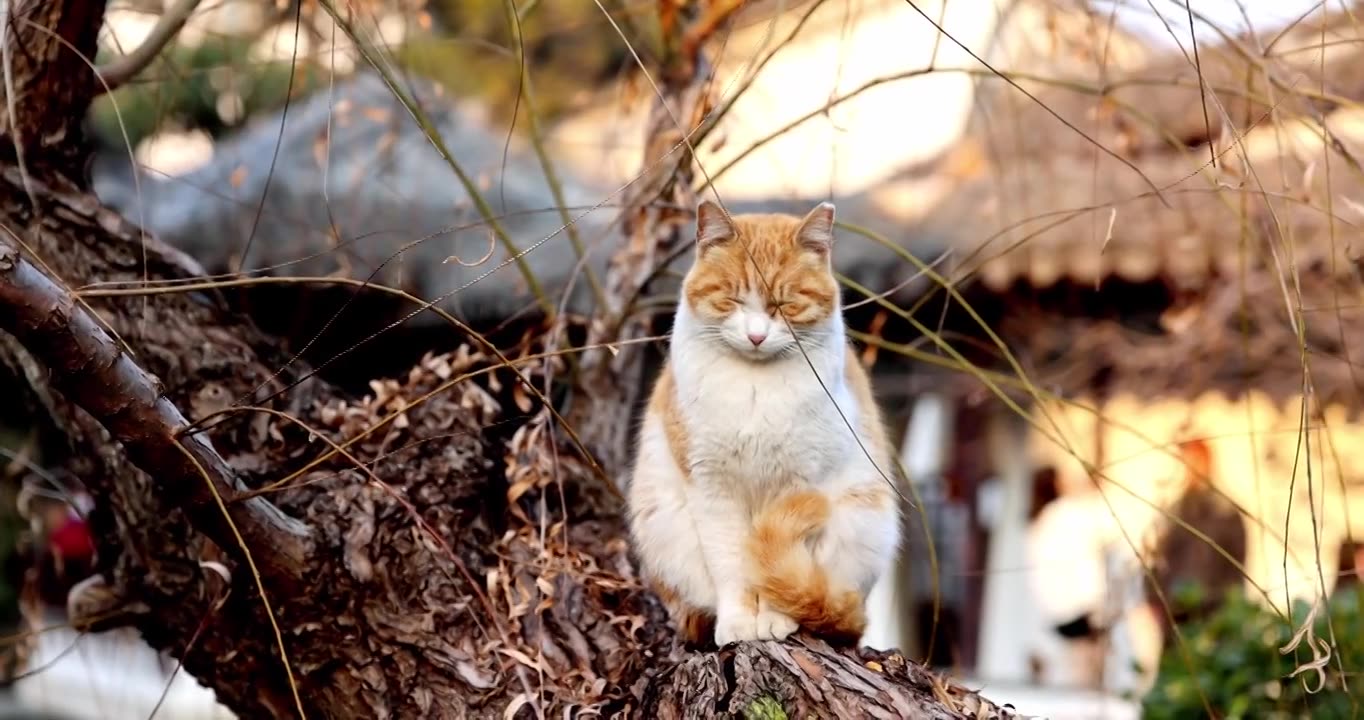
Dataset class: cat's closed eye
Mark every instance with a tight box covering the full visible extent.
[712,297,740,312]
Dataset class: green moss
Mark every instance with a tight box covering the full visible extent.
[740,695,788,720]
[1143,584,1364,719]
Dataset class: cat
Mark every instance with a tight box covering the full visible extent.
[627,198,901,647]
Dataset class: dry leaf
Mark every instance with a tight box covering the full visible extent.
[513,383,532,413]
[502,693,530,720]
[535,576,555,597]
[455,660,495,690]
[499,647,545,672]
[507,477,536,504]
[313,130,330,170]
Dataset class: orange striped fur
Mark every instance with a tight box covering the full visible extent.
[647,366,690,476]
[746,491,867,644]
[648,576,716,646]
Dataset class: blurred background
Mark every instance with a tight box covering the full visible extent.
[4,0,1364,717]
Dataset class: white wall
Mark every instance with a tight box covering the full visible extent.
[12,617,234,720]
[548,0,1014,200]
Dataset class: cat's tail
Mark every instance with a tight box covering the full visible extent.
[747,491,865,644]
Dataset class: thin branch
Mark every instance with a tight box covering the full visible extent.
[315,0,554,316]
[0,238,312,583]
[899,0,1170,207]
[96,0,203,92]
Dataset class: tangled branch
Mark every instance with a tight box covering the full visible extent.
[0,239,311,582]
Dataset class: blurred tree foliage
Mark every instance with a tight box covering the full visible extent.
[86,0,658,151]
[88,34,332,150]
[1143,583,1364,719]
[403,0,655,120]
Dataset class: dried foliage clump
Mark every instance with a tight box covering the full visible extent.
[251,337,674,715]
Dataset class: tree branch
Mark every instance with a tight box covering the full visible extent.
[96,0,204,92]
[570,1,730,471]
[0,0,108,169]
[0,239,312,583]
[645,636,1026,718]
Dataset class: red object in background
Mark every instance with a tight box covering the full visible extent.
[1179,437,1213,488]
[32,512,96,610]
[48,513,93,563]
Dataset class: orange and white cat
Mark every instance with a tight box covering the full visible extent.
[627,199,900,647]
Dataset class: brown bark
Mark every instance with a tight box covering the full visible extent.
[0,0,107,170]
[641,636,1010,719]
[0,1,1018,718]
[567,1,727,471]
[0,242,310,581]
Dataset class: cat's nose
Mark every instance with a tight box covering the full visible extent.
[747,330,767,347]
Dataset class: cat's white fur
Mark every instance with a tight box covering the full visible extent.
[627,205,900,646]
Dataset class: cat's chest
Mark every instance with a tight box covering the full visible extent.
[675,362,850,482]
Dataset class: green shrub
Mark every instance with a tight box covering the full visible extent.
[88,35,331,150]
[401,0,647,124]
[1143,583,1364,719]
[87,1,652,150]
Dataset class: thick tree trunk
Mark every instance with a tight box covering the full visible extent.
[566,4,720,472]
[0,2,1018,718]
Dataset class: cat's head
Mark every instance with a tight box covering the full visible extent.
[679,200,841,360]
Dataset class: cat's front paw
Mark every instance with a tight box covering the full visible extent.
[714,610,760,645]
[755,608,798,641]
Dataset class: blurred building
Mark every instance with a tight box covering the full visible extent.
[863,2,1364,705]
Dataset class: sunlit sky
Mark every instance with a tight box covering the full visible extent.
[1098,0,1344,47]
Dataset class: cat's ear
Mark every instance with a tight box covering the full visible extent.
[696,199,735,252]
[796,201,836,257]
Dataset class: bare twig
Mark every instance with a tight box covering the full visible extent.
[315,0,554,316]
[96,0,204,92]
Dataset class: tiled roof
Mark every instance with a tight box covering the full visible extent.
[919,7,1364,292]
